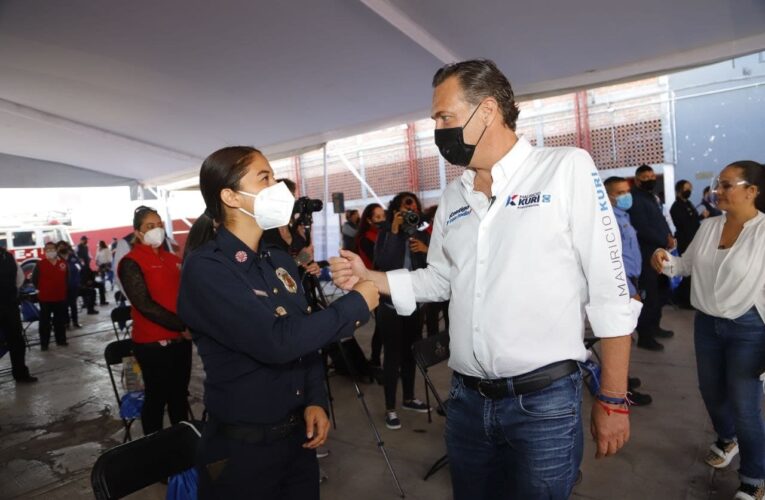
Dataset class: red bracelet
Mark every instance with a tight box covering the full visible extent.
[596,399,630,415]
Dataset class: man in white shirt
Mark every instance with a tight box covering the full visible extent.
[330,59,637,499]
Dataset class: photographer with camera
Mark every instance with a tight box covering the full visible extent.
[179,146,379,500]
[374,192,431,429]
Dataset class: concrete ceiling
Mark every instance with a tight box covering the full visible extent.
[1,0,764,188]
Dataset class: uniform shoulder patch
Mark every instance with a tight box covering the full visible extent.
[275,267,298,294]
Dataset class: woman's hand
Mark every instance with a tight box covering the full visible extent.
[303,261,321,277]
[409,237,428,254]
[391,212,404,235]
[651,249,670,274]
[353,280,380,311]
[303,406,330,449]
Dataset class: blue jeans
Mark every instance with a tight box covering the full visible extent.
[695,308,765,485]
[445,369,584,500]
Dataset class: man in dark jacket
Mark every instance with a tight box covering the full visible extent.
[0,246,37,383]
[670,180,702,309]
[628,165,675,351]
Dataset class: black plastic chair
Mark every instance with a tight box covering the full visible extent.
[412,332,450,480]
[110,305,132,340]
[104,339,141,442]
[91,420,202,500]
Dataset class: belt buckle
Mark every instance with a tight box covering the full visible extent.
[477,380,491,399]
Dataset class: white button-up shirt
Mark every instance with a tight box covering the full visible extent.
[661,211,765,322]
[387,137,639,378]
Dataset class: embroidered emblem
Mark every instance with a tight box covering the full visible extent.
[275,267,298,293]
[59,263,66,271]
[235,251,247,263]
[274,306,288,317]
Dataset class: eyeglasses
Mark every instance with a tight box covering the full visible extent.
[711,178,749,193]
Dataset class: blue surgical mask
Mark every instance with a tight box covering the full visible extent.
[615,193,633,210]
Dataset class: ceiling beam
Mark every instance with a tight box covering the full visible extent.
[359,0,460,63]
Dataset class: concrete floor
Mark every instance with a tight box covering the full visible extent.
[0,300,759,499]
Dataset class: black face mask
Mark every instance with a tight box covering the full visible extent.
[374,221,386,230]
[681,189,692,199]
[640,179,657,192]
[433,104,487,167]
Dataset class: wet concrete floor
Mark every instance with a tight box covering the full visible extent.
[0,300,759,499]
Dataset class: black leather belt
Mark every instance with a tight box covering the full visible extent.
[457,360,579,400]
[215,412,304,444]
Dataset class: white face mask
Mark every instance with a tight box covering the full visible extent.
[45,250,58,260]
[238,182,295,231]
[142,227,165,248]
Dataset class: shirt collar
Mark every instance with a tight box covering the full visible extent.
[459,136,533,197]
[216,226,259,270]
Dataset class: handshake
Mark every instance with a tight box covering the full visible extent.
[329,250,380,311]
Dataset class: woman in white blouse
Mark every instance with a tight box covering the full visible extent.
[653,160,765,500]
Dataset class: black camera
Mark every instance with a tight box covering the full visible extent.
[293,196,323,216]
[292,196,323,229]
[401,210,420,236]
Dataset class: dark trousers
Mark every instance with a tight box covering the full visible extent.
[423,300,449,337]
[132,340,192,435]
[377,305,421,410]
[94,281,107,304]
[39,301,67,347]
[64,287,79,325]
[370,313,382,365]
[636,255,662,341]
[197,419,319,500]
[0,304,31,379]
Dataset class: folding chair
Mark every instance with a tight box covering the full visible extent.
[19,298,39,349]
[91,420,202,500]
[110,305,132,340]
[104,339,142,442]
[412,332,451,480]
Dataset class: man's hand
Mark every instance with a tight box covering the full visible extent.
[631,293,642,302]
[590,401,630,458]
[329,249,369,290]
[409,237,428,254]
[303,406,330,449]
[352,280,380,311]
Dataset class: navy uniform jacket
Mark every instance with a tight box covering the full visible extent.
[177,227,369,425]
[629,187,671,258]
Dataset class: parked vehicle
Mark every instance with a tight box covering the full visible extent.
[0,225,74,284]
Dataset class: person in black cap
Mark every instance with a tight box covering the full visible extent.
[76,235,91,270]
[0,245,37,383]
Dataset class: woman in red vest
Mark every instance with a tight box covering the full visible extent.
[32,241,68,350]
[118,206,191,435]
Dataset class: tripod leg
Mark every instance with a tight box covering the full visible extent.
[322,350,337,430]
[337,340,406,498]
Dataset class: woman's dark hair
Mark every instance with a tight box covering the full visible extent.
[133,205,159,230]
[357,203,382,236]
[727,160,765,212]
[184,146,261,257]
[432,59,520,130]
[386,192,422,223]
[98,240,107,249]
[675,179,690,193]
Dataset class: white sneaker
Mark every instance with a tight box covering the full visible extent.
[705,439,739,469]
[734,482,764,500]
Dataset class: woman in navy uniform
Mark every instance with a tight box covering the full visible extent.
[178,146,379,500]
